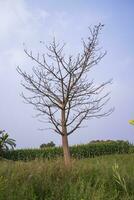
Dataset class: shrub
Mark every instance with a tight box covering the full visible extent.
[40,141,55,148]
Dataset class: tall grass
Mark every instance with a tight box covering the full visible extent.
[0,154,134,200]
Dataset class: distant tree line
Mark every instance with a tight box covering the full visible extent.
[89,140,127,144]
[40,141,55,148]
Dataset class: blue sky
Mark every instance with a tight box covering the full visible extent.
[0,0,134,148]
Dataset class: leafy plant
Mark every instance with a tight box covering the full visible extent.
[129,120,134,125]
[112,162,128,195]
[0,129,16,156]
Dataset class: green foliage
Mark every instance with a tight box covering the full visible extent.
[112,163,128,195]
[3,140,130,161]
[40,141,55,148]
[129,119,134,125]
[0,129,16,157]
[0,154,134,200]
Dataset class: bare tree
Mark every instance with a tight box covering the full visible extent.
[17,24,113,166]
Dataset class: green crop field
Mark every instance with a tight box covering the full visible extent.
[0,154,134,200]
[3,140,131,161]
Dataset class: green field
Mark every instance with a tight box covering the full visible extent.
[0,154,134,200]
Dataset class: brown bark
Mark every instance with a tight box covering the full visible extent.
[61,109,71,166]
[62,134,71,167]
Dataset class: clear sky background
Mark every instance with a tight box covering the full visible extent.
[0,0,134,148]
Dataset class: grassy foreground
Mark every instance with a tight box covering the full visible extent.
[0,154,134,200]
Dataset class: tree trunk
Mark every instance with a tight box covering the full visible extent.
[61,109,71,167]
[62,134,71,166]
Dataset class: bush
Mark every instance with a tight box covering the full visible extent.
[3,140,131,161]
[40,141,55,148]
